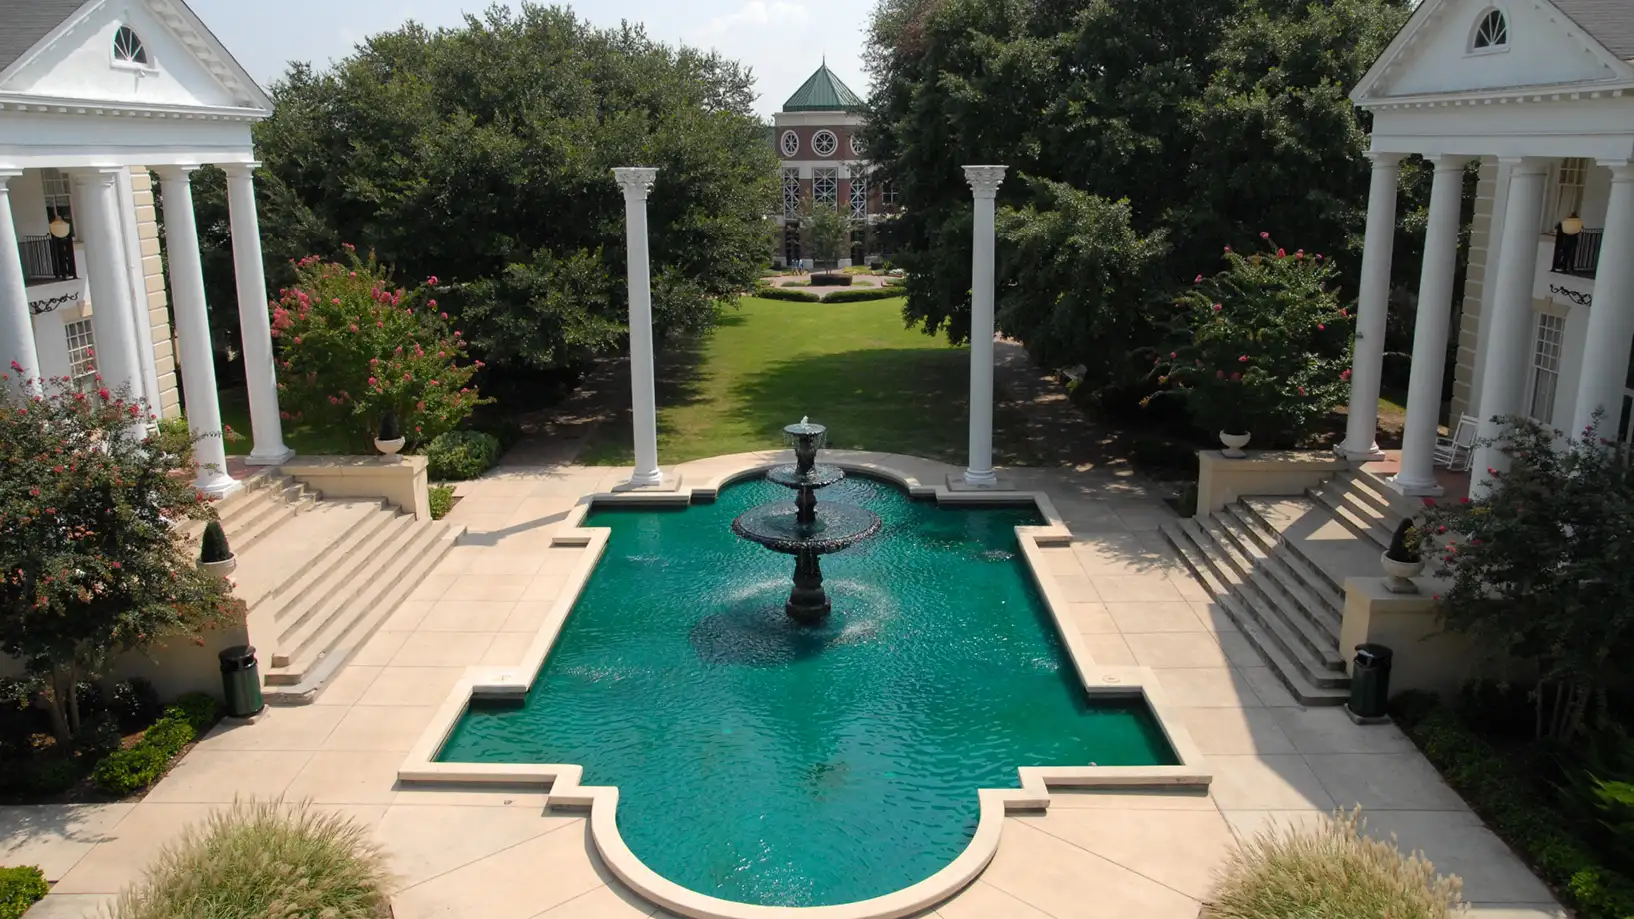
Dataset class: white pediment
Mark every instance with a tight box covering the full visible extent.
[0,0,271,113]
[1355,0,1634,102]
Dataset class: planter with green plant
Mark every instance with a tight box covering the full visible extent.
[1219,407,1251,458]
[1382,518,1424,593]
[197,520,235,579]
[374,409,405,458]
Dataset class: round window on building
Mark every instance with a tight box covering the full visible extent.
[780,131,800,157]
[812,130,838,157]
[850,135,867,157]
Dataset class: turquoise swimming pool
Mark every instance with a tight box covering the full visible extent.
[437,475,1175,907]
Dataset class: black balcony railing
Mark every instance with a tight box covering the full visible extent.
[19,235,75,283]
[1552,228,1603,278]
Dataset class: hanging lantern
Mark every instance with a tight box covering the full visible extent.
[48,215,71,239]
[1561,213,1584,236]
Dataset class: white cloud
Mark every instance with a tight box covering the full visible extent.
[691,1,810,41]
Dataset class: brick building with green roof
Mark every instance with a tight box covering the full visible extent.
[772,62,898,269]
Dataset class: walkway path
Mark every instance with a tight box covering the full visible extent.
[4,453,1560,919]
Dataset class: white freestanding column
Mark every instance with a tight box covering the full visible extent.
[223,162,293,466]
[1470,160,1548,495]
[156,167,240,498]
[71,168,146,404]
[963,165,1007,487]
[0,172,41,394]
[613,167,663,487]
[1571,161,1634,440]
[1340,153,1403,460]
[1393,156,1470,495]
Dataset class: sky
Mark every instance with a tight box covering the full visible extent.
[187,0,875,118]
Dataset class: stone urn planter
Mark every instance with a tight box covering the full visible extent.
[375,408,405,458]
[1381,518,1424,593]
[198,520,237,578]
[374,436,406,457]
[1219,431,1251,458]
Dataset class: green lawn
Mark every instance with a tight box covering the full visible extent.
[579,296,973,465]
[216,386,359,456]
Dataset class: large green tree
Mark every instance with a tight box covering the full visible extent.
[193,4,776,374]
[863,0,1419,406]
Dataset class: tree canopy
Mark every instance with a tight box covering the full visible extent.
[863,0,1420,406]
[194,3,777,374]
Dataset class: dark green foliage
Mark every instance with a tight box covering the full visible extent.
[199,520,232,564]
[89,701,211,796]
[171,693,220,734]
[753,287,823,303]
[196,5,777,374]
[429,484,456,521]
[110,678,163,733]
[809,274,852,287]
[20,759,81,796]
[468,418,525,451]
[377,408,402,443]
[1390,694,1634,919]
[90,745,170,796]
[425,430,503,481]
[821,288,904,303]
[0,865,47,919]
[1385,518,1420,563]
[72,715,122,759]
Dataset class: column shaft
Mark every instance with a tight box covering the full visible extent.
[224,163,293,465]
[1570,163,1634,439]
[1341,154,1403,459]
[0,172,41,393]
[1394,157,1469,494]
[156,167,239,497]
[614,167,662,487]
[963,165,1006,486]
[72,168,146,405]
[1470,161,1549,494]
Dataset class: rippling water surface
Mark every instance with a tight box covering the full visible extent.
[437,475,1176,907]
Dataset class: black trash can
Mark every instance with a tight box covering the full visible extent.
[1348,643,1394,719]
[219,645,264,718]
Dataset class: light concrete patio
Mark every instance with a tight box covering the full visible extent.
[4,453,1561,919]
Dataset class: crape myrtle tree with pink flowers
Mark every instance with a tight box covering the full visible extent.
[0,371,241,744]
[1146,236,1353,446]
[271,248,491,453]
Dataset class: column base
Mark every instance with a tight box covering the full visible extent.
[948,472,1012,492]
[196,472,243,500]
[245,446,295,467]
[622,468,667,489]
[1335,441,1386,462]
[1386,475,1444,498]
[961,468,999,488]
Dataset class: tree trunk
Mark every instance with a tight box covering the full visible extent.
[44,668,71,744]
[66,664,81,736]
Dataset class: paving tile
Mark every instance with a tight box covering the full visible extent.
[1270,706,1418,754]
[1124,632,1230,668]
[1050,575,1101,604]
[1015,807,1236,899]
[381,599,434,631]
[391,818,601,919]
[1167,575,1212,602]
[325,704,442,751]
[1090,575,1186,603]
[1363,810,1552,904]
[1047,788,1216,810]
[1152,667,1263,708]
[283,750,405,804]
[935,879,1054,918]
[1307,753,1472,811]
[1219,808,1333,843]
[1213,630,1266,667]
[0,804,134,881]
[1037,547,1088,577]
[141,751,313,803]
[442,574,531,602]
[1186,600,1240,633]
[16,893,118,917]
[351,629,411,666]
[522,574,570,602]
[1106,601,1205,633]
[311,664,384,706]
[463,551,548,577]
[52,803,222,893]
[406,573,455,602]
[1064,602,1116,634]
[1463,905,1567,918]
[530,883,656,918]
[1172,706,1295,755]
[391,784,550,808]
[484,632,536,665]
[981,819,1199,918]
[195,704,346,752]
[1238,666,1302,707]
[420,600,516,632]
[502,601,556,633]
[357,666,468,707]
[390,631,496,667]
[377,805,582,890]
[1081,632,1136,666]
[1205,754,1336,810]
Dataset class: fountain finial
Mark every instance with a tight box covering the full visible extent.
[801,416,808,424]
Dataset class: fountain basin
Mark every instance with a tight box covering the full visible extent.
[730,501,881,554]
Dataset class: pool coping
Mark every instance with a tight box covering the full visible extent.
[396,452,1212,919]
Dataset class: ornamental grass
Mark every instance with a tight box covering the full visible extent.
[1205,808,1466,919]
[112,799,392,919]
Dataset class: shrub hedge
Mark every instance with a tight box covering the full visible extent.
[809,273,851,286]
[425,430,503,481]
[1390,691,1634,918]
[821,288,903,303]
[90,694,220,797]
[0,866,47,919]
[752,286,821,303]
[429,484,456,520]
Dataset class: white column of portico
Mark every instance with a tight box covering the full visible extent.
[1470,159,1549,495]
[223,162,293,465]
[1340,153,1403,460]
[0,172,41,393]
[613,167,664,487]
[156,166,240,498]
[963,165,1007,487]
[71,168,146,403]
[1570,161,1634,440]
[1393,155,1471,495]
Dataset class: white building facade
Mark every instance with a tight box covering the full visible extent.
[1342,0,1634,495]
[0,0,289,499]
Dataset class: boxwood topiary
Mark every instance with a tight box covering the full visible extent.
[808,273,851,286]
[377,408,402,442]
[751,286,821,303]
[0,865,48,919]
[200,520,232,564]
[425,430,503,481]
[91,745,169,796]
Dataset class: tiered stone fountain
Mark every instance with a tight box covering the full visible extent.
[731,419,881,623]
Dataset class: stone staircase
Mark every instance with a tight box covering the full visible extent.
[190,470,460,703]
[1162,471,1408,706]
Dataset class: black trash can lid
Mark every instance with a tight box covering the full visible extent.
[219,645,256,668]
[1354,643,1394,665]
